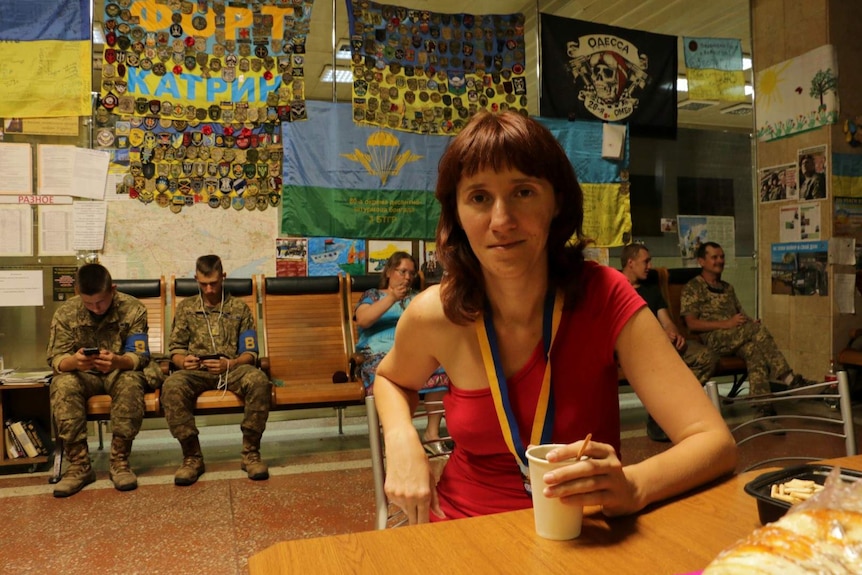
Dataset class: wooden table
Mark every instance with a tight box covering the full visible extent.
[249,455,862,575]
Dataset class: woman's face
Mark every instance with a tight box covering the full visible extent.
[455,166,557,280]
[386,257,416,288]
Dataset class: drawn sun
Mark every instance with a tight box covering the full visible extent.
[756,61,792,111]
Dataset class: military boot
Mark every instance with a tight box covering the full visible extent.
[241,431,269,480]
[108,436,138,492]
[53,441,96,498]
[174,435,205,486]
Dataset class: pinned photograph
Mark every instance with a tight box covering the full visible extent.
[797,144,828,201]
[758,163,797,203]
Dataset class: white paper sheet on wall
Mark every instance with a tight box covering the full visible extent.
[0,270,43,307]
[0,205,33,256]
[37,144,109,200]
[835,273,856,314]
[73,201,107,250]
[601,123,626,160]
[37,205,74,256]
[828,237,856,265]
[0,142,33,195]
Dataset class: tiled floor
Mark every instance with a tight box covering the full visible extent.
[1,382,858,575]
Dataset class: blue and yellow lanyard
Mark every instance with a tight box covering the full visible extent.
[476,289,563,493]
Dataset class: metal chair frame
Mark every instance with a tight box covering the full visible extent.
[366,393,452,530]
[705,371,857,472]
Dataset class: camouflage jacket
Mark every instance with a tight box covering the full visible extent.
[46,291,149,372]
[168,293,258,360]
[680,275,744,325]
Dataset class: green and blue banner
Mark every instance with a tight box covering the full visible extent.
[281,101,450,238]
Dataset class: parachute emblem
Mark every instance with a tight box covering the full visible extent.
[341,129,423,185]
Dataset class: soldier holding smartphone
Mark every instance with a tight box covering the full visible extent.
[162,255,271,486]
[47,263,150,497]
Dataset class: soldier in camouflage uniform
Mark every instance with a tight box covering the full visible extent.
[621,244,719,442]
[162,255,271,485]
[47,263,150,497]
[680,242,813,423]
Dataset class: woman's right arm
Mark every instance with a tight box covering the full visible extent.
[354,290,397,329]
[373,293,447,523]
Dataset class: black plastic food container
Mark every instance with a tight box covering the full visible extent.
[743,464,862,525]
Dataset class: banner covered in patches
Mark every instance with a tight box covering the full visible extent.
[539,117,631,247]
[98,0,314,124]
[683,37,746,101]
[0,0,91,117]
[540,14,677,139]
[282,101,449,238]
[346,1,527,135]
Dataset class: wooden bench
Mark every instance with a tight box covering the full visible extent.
[262,275,366,433]
[659,267,749,396]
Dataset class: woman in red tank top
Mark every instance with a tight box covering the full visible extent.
[372,111,737,524]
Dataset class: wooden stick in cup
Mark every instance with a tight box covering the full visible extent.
[576,433,592,459]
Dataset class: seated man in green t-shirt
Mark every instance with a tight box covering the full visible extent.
[620,244,719,442]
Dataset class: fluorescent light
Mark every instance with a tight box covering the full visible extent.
[743,57,752,70]
[93,23,105,45]
[319,65,353,83]
[336,39,352,61]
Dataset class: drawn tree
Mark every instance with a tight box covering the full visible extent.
[809,68,838,107]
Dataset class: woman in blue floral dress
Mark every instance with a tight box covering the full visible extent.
[355,251,449,447]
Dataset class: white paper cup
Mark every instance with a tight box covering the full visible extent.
[525,444,584,540]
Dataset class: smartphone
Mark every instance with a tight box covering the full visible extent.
[198,354,225,361]
[82,347,100,356]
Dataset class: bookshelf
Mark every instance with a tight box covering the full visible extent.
[0,383,52,469]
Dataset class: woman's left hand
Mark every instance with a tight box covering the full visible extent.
[540,440,641,516]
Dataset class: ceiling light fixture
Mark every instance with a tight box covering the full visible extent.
[319,65,353,83]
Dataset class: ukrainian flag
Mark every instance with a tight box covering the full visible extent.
[0,0,91,117]
[833,153,862,198]
[539,117,632,247]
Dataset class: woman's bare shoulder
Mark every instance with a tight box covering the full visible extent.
[405,285,444,318]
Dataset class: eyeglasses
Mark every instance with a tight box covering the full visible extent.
[394,268,417,277]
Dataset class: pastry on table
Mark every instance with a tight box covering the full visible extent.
[704,468,862,574]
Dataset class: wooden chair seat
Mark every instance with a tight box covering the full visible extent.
[261,275,366,433]
[195,389,246,411]
[86,391,160,416]
[273,382,365,407]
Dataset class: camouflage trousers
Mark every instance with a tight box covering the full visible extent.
[161,364,272,441]
[702,321,792,396]
[51,370,146,444]
[680,339,720,385]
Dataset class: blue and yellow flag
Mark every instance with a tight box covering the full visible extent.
[833,153,862,198]
[0,0,91,117]
[683,37,746,102]
[538,117,631,247]
[281,101,450,239]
